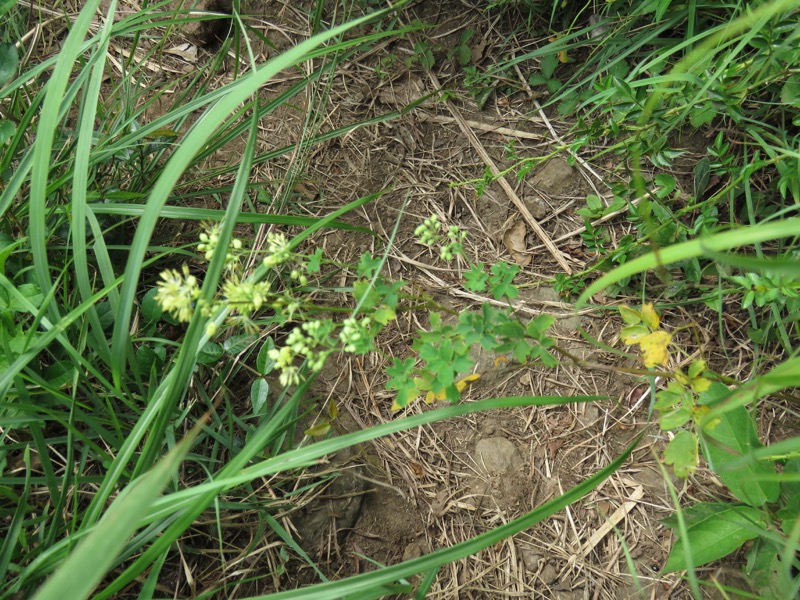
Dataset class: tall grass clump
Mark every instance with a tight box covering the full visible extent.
[490,0,800,596]
[0,1,637,598]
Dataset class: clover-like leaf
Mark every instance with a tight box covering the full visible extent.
[664,430,698,477]
[641,302,660,329]
[639,330,672,368]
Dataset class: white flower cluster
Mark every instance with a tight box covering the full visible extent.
[267,320,333,386]
[339,316,371,353]
[198,224,242,271]
[414,215,441,246]
[414,215,466,261]
[155,265,200,322]
[262,232,292,268]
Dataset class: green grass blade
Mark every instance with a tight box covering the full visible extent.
[577,218,800,307]
[28,0,102,316]
[31,433,194,600]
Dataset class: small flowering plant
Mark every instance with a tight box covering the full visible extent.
[154,223,399,389]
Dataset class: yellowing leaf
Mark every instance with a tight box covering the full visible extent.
[688,359,707,380]
[691,377,712,393]
[638,330,672,368]
[557,49,569,63]
[426,373,482,403]
[373,305,396,325]
[618,305,642,325]
[641,303,660,330]
[304,421,331,437]
[328,399,339,420]
[458,373,481,389]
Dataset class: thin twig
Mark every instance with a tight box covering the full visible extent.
[426,71,574,274]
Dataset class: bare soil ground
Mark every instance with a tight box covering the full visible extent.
[27,0,775,597]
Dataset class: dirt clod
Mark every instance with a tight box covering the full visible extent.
[473,436,524,472]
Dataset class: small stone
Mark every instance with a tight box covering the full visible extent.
[402,538,431,561]
[520,548,541,573]
[531,158,575,196]
[474,437,524,473]
[540,562,558,584]
[523,193,548,219]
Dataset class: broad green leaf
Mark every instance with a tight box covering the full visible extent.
[256,337,275,374]
[701,403,779,507]
[0,120,14,146]
[304,421,331,437]
[250,379,269,415]
[197,341,223,365]
[140,288,163,323]
[664,431,699,478]
[663,430,698,477]
[0,43,18,86]
[659,405,693,431]
[662,503,766,573]
[781,75,800,105]
[223,334,257,356]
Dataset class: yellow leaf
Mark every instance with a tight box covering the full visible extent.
[456,373,481,391]
[638,330,672,368]
[304,421,331,437]
[557,49,569,63]
[494,356,509,368]
[674,368,689,386]
[691,376,712,393]
[641,303,660,330]
[426,373,482,403]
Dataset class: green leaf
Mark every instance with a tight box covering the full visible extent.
[540,53,558,79]
[0,43,18,86]
[373,305,396,325]
[223,334,257,356]
[256,337,276,374]
[526,314,555,340]
[700,404,779,507]
[304,421,332,437]
[463,263,488,292]
[780,75,800,105]
[663,430,698,477]
[659,405,693,430]
[527,73,549,87]
[690,103,717,128]
[662,503,765,573]
[140,288,163,323]
[0,119,14,146]
[618,305,641,325]
[197,341,223,365]
[306,248,323,273]
[250,378,269,415]
[488,263,519,300]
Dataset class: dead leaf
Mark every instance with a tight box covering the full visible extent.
[164,43,198,64]
[502,220,531,266]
